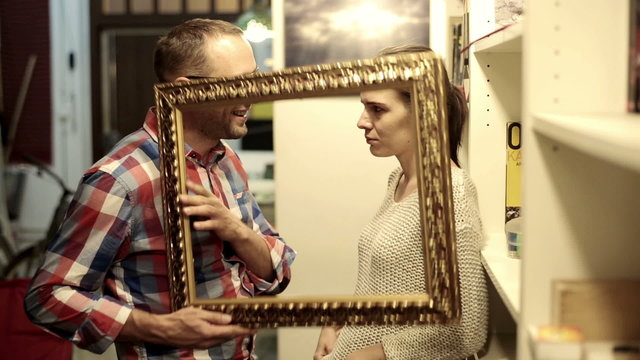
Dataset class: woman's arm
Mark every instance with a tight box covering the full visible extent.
[314,326,342,360]
[346,343,385,360]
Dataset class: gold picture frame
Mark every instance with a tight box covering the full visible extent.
[154,51,459,327]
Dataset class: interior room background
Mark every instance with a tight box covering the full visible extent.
[0,0,460,359]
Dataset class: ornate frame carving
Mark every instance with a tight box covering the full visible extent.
[155,51,459,327]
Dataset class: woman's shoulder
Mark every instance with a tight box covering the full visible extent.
[450,165,485,246]
[450,165,478,200]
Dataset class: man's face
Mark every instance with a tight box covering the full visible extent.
[189,34,258,142]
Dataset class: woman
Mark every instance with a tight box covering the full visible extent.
[313,45,488,360]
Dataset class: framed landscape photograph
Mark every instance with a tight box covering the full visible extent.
[284,0,430,67]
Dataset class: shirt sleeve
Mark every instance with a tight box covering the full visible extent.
[24,170,134,354]
[240,189,296,295]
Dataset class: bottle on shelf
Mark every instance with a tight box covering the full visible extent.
[505,216,522,259]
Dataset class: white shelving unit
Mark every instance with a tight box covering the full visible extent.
[459,2,524,358]
[481,234,520,320]
[460,1,640,359]
[474,21,523,54]
[520,2,640,359]
[532,113,640,173]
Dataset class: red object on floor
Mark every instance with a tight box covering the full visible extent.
[0,278,73,359]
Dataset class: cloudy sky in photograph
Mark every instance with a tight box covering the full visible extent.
[285,0,430,66]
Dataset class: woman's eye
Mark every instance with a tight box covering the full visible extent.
[363,104,386,115]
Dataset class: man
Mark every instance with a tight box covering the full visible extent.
[24,18,295,359]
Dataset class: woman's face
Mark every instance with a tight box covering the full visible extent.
[358,89,415,158]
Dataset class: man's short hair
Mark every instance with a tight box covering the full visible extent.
[154,18,244,82]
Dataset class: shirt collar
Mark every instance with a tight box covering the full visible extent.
[143,107,160,142]
[144,107,227,167]
[185,143,227,167]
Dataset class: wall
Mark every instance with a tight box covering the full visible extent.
[273,97,396,358]
[50,1,93,187]
[272,0,399,358]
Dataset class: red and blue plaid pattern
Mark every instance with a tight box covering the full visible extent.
[24,109,295,359]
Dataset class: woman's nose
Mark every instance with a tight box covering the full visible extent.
[357,112,372,129]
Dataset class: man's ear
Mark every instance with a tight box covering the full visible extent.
[174,76,191,83]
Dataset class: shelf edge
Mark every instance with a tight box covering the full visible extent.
[532,113,640,174]
[473,22,523,54]
[481,233,521,322]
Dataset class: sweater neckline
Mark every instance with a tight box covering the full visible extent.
[390,169,418,204]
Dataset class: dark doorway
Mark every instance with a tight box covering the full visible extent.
[101,30,166,152]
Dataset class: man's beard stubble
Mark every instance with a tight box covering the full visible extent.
[193,110,247,141]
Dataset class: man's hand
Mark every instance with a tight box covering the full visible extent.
[119,307,256,349]
[180,180,275,280]
[313,326,341,360]
[180,180,251,243]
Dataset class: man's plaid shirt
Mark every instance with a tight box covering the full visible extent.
[25,109,295,359]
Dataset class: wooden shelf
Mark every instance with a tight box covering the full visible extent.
[481,233,521,321]
[473,22,523,54]
[533,113,640,173]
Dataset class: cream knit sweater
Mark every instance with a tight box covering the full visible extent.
[324,166,488,360]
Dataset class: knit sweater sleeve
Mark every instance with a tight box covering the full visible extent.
[380,169,489,360]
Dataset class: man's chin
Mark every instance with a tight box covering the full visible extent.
[238,124,249,136]
[227,127,248,139]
